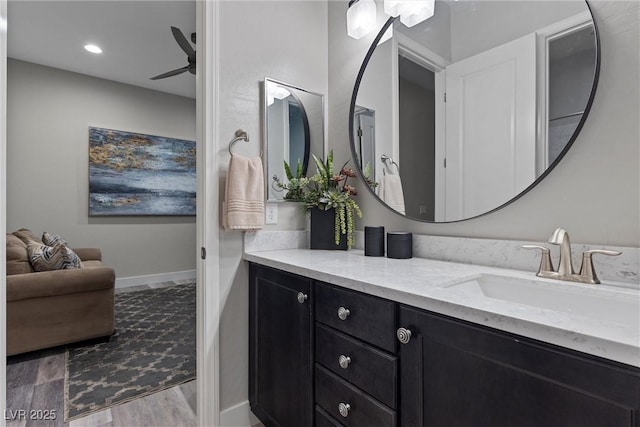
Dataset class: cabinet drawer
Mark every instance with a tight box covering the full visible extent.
[316,323,397,409]
[316,405,344,427]
[316,364,396,427]
[315,282,396,353]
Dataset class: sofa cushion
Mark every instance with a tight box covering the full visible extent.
[42,232,68,247]
[6,234,34,275]
[13,228,42,245]
[28,242,82,272]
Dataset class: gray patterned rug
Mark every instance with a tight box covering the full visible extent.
[64,283,196,421]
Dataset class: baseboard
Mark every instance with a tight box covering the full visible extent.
[115,270,196,289]
[220,400,260,427]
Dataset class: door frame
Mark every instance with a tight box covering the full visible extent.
[1,0,7,415]
[196,1,221,426]
[0,1,221,425]
[535,11,594,175]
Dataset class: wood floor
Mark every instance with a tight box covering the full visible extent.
[6,281,197,427]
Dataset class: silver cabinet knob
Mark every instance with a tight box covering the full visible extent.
[297,292,308,304]
[338,355,352,369]
[337,307,351,320]
[397,327,412,344]
[338,402,351,418]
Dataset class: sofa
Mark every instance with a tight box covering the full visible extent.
[6,229,115,356]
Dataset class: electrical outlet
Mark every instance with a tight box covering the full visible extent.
[265,204,278,224]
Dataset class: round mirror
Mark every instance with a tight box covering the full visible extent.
[265,78,325,201]
[350,0,599,222]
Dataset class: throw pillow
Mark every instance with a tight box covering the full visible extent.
[28,242,82,272]
[42,231,68,247]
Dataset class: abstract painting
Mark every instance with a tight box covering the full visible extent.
[89,127,196,216]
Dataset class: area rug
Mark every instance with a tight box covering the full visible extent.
[64,283,196,421]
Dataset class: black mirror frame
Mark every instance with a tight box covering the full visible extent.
[349,1,601,223]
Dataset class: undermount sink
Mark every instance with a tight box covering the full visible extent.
[445,273,640,327]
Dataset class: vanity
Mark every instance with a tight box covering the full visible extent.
[250,0,640,424]
[247,249,640,427]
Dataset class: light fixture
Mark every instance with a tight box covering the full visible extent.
[266,83,291,106]
[383,0,408,17]
[84,44,102,54]
[399,0,435,27]
[347,0,377,40]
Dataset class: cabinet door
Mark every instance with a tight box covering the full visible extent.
[398,305,640,427]
[249,264,313,427]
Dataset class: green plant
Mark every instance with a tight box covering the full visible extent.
[273,159,310,201]
[274,151,363,249]
[305,151,362,248]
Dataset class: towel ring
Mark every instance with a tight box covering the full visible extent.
[381,154,399,173]
[228,129,263,158]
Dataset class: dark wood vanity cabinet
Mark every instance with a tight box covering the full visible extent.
[249,263,640,427]
[249,264,313,427]
[399,304,640,427]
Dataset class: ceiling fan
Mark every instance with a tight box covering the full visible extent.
[150,26,196,80]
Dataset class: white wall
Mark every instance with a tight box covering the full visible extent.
[217,0,327,412]
[357,39,395,185]
[7,59,197,278]
[329,0,639,248]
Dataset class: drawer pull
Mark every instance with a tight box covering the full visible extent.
[397,327,412,344]
[297,292,308,304]
[337,307,351,320]
[338,402,351,418]
[338,355,352,369]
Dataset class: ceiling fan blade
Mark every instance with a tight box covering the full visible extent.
[171,26,195,62]
[150,65,189,80]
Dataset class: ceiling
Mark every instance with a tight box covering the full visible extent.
[7,1,196,99]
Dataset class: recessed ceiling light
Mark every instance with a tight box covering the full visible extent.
[84,44,102,54]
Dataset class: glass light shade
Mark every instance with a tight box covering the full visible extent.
[266,83,291,106]
[347,0,377,40]
[399,0,435,27]
[384,0,408,17]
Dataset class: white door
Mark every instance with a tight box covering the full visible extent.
[445,33,536,221]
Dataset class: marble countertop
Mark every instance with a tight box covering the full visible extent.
[244,249,640,368]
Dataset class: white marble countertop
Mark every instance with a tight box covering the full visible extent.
[244,248,640,368]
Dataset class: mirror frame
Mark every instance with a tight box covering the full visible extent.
[263,77,325,202]
[349,2,601,223]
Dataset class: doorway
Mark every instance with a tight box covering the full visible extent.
[1,1,218,425]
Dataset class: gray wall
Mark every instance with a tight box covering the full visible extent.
[217,0,328,411]
[7,59,197,278]
[329,0,639,247]
[399,77,435,220]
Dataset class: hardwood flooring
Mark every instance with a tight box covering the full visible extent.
[6,281,197,427]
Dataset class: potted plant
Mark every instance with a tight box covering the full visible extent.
[275,151,362,249]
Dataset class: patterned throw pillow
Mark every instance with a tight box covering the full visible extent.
[42,232,68,247]
[27,242,82,272]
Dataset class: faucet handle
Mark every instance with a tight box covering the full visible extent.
[522,245,554,275]
[579,249,622,284]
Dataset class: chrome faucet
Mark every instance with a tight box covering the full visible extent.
[523,228,621,284]
[548,228,575,276]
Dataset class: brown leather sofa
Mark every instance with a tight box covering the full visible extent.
[6,229,115,356]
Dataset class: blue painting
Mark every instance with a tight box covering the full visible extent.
[89,127,196,216]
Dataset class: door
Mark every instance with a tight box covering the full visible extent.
[398,305,640,427]
[249,264,313,427]
[445,33,536,221]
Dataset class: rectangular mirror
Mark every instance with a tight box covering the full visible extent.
[263,78,325,201]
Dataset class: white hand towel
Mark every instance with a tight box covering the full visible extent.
[224,154,264,230]
[379,172,406,215]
